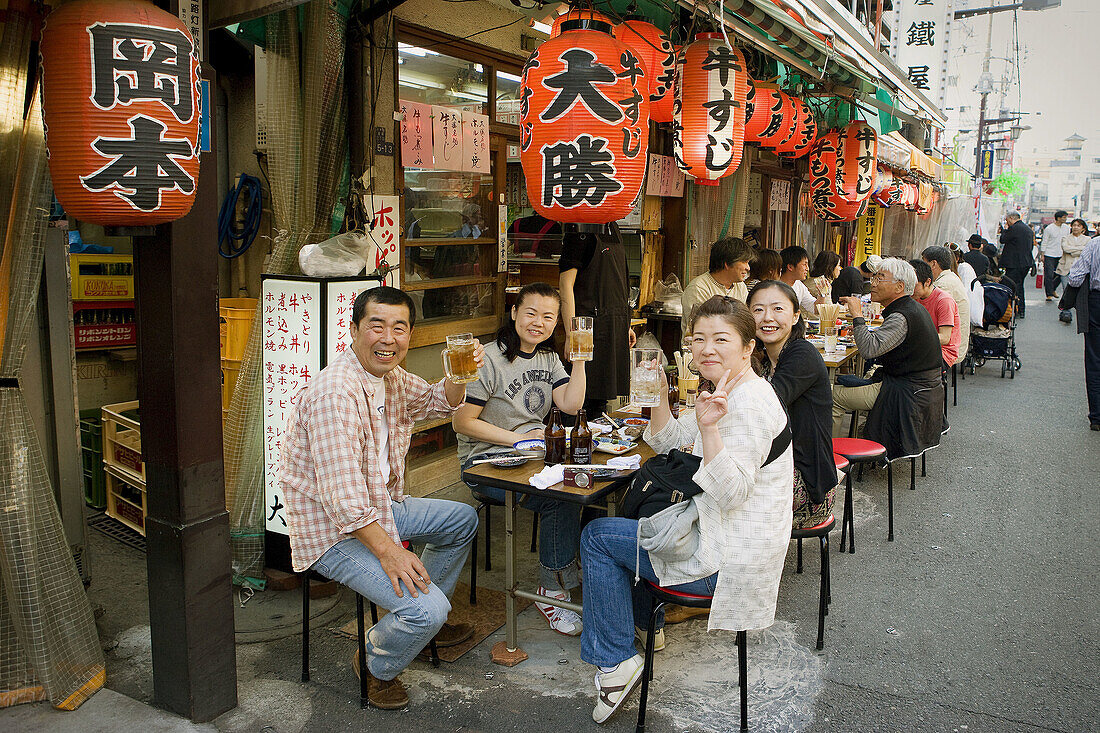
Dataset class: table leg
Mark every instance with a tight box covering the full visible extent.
[490,489,528,666]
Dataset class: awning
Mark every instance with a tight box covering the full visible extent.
[888,132,943,181]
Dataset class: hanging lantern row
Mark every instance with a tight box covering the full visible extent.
[520,16,649,223]
[40,0,202,226]
[743,80,817,158]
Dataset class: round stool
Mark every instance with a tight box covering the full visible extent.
[832,437,892,547]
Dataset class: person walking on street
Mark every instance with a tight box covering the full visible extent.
[963,234,990,278]
[1064,235,1100,430]
[1040,210,1070,302]
[1057,218,1090,323]
[998,212,1035,318]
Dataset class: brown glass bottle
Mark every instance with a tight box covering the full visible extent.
[667,367,680,418]
[545,407,567,465]
[569,409,592,465]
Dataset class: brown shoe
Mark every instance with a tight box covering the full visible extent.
[352,649,409,710]
[432,621,474,648]
[662,604,710,625]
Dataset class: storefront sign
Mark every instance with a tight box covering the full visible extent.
[497,204,509,272]
[398,100,433,168]
[979,149,994,181]
[464,111,490,174]
[892,0,952,108]
[177,0,203,60]
[364,195,401,287]
[854,203,884,267]
[645,153,685,198]
[769,178,791,211]
[432,105,464,171]
[673,36,748,181]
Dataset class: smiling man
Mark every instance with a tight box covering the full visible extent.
[280,286,484,710]
[680,236,756,335]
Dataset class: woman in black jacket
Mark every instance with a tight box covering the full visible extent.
[749,280,837,528]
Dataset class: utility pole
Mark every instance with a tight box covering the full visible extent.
[973,11,994,186]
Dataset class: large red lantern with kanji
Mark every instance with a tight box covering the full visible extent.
[778,97,817,158]
[614,19,676,124]
[520,18,649,223]
[753,89,797,151]
[744,81,779,140]
[808,131,866,222]
[40,0,201,226]
[673,34,748,181]
[835,120,877,204]
[551,8,612,37]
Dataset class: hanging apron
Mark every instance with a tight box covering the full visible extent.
[572,227,629,400]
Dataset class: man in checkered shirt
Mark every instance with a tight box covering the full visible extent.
[281,287,484,709]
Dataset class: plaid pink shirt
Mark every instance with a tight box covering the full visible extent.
[280,349,458,571]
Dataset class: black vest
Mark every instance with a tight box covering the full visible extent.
[876,296,943,377]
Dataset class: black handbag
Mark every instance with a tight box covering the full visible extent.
[622,422,792,520]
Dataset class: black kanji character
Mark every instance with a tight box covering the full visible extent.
[541,49,621,123]
[700,45,741,87]
[906,21,935,47]
[619,88,644,125]
[907,65,931,90]
[703,88,739,132]
[705,134,734,172]
[618,49,645,88]
[82,115,195,211]
[541,134,622,207]
[268,495,285,522]
[622,126,642,158]
[90,23,196,122]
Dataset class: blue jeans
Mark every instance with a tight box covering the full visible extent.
[313,497,477,680]
[463,458,581,592]
[579,517,717,668]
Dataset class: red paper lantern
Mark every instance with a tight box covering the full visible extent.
[40,0,201,226]
[874,177,905,208]
[779,97,817,158]
[520,19,649,223]
[808,132,866,222]
[744,81,779,140]
[835,120,878,203]
[614,19,676,124]
[673,34,749,181]
[550,8,612,37]
[754,90,797,151]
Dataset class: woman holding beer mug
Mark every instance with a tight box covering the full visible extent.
[577,296,793,723]
[453,282,589,636]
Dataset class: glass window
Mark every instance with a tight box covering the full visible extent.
[495,69,522,125]
[403,170,495,240]
[397,43,487,114]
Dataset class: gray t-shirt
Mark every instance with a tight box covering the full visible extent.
[457,342,569,461]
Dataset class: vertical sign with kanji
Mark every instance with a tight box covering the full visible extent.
[262,279,322,534]
[364,195,401,287]
[177,0,203,61]
[431,105,463,171]
[465,112,490,174]
[497,204,508,273]
[398,100,433,168]
[854,203,883,267]
[892,0,952,108]
[326,281,380,364]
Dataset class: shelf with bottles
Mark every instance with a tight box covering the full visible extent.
[73,300,136,350]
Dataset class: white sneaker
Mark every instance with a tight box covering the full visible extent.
[592,654,645,723]
[535,587,582,636]
[635,625,665,652]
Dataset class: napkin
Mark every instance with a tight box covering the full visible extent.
[606,454,642,470]
[588,422,612,435]
[530,464,565,490]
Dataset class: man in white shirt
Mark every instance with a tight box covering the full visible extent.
[680,236,755,334]
[780,245,824,319]
[1040,210,1070,301]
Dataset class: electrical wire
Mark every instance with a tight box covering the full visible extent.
[218,173,263,259]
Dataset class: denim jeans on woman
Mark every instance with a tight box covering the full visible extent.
[463,456,582,592]
[313,497,477,680]
[579,517,717,668]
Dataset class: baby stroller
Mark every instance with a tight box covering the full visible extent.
[968,280,1020,378]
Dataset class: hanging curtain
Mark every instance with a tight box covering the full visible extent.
[223,3,349,586]
[0,8,104,709]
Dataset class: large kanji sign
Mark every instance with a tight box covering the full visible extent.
[520,19,650,223]
[41,0,201,226]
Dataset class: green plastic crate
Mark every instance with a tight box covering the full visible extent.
[80,409,106,510]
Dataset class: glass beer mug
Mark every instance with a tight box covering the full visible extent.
[442,333,479,384]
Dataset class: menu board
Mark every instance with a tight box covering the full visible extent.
[645,153,686,198]
[364,194,400,287]
[398,100,433,168]
[745,172,763,229]
[465,112,490,174]
[431,105,464,171]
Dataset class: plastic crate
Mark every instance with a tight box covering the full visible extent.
[80,410,106,509]
[104,464,146,536]
[71,254,134,301]
[222,358,241,410]
[220,298,257,360]
[102,400,144,483]
[73,301,136,350]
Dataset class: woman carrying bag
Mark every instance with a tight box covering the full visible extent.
[577,296,793,724]
[1057,219,1090,323]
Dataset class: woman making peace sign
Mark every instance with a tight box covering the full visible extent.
[578,296,793,724]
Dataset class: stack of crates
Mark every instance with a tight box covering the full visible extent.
[80,409,106,509]
[70,253,136,350]
[220,298,257,423]
[102,401,146,535]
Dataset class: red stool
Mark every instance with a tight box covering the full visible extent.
[832,437,893,547]
[791,515,835,650]
[636,581,747,732]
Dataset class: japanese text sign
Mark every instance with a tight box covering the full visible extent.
[399,100,433,168]
[432,105,464,171]
[645,154,685,198]
[364,195,401,287]
[893,0,952,107]
[464,112,491,174]
[854,203,883,266]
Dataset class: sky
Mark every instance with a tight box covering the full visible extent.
[939,0,1100,162]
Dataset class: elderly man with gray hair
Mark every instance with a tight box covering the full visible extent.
[833,258,947,461]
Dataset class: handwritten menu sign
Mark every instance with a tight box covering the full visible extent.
[262,278,321,534]
[497,204,508,273]
[645,154,685,198]
[432,105,463,171]
[465,112,490,174]
[769,178,791,211]
[364,195,401,287]
[398,100,433,168]
[326,280,379,364]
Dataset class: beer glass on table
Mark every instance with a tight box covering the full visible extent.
[568,316,594,361]
[630,348,662,407]
[823,324,839,354]
[442,333,479,384]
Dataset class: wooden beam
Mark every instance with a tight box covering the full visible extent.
[208,0,309,29]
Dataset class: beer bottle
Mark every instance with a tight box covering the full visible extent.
[667,366,680,419]
[569,409,592,465]
[545,407,567,465]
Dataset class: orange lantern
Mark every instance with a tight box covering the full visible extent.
[614,19,676,124]
[40,0,201,226]
[874,177,905,208]
[808,131,866,222]
[835,120,878,203]
[744,81,781,141]
[520,18,649,223]
[673,34,749,181]
[551,8,612,37]
[778,97,817,158]
[754,90,797,151]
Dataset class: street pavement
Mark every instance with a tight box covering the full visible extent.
[5,293,1097,733]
